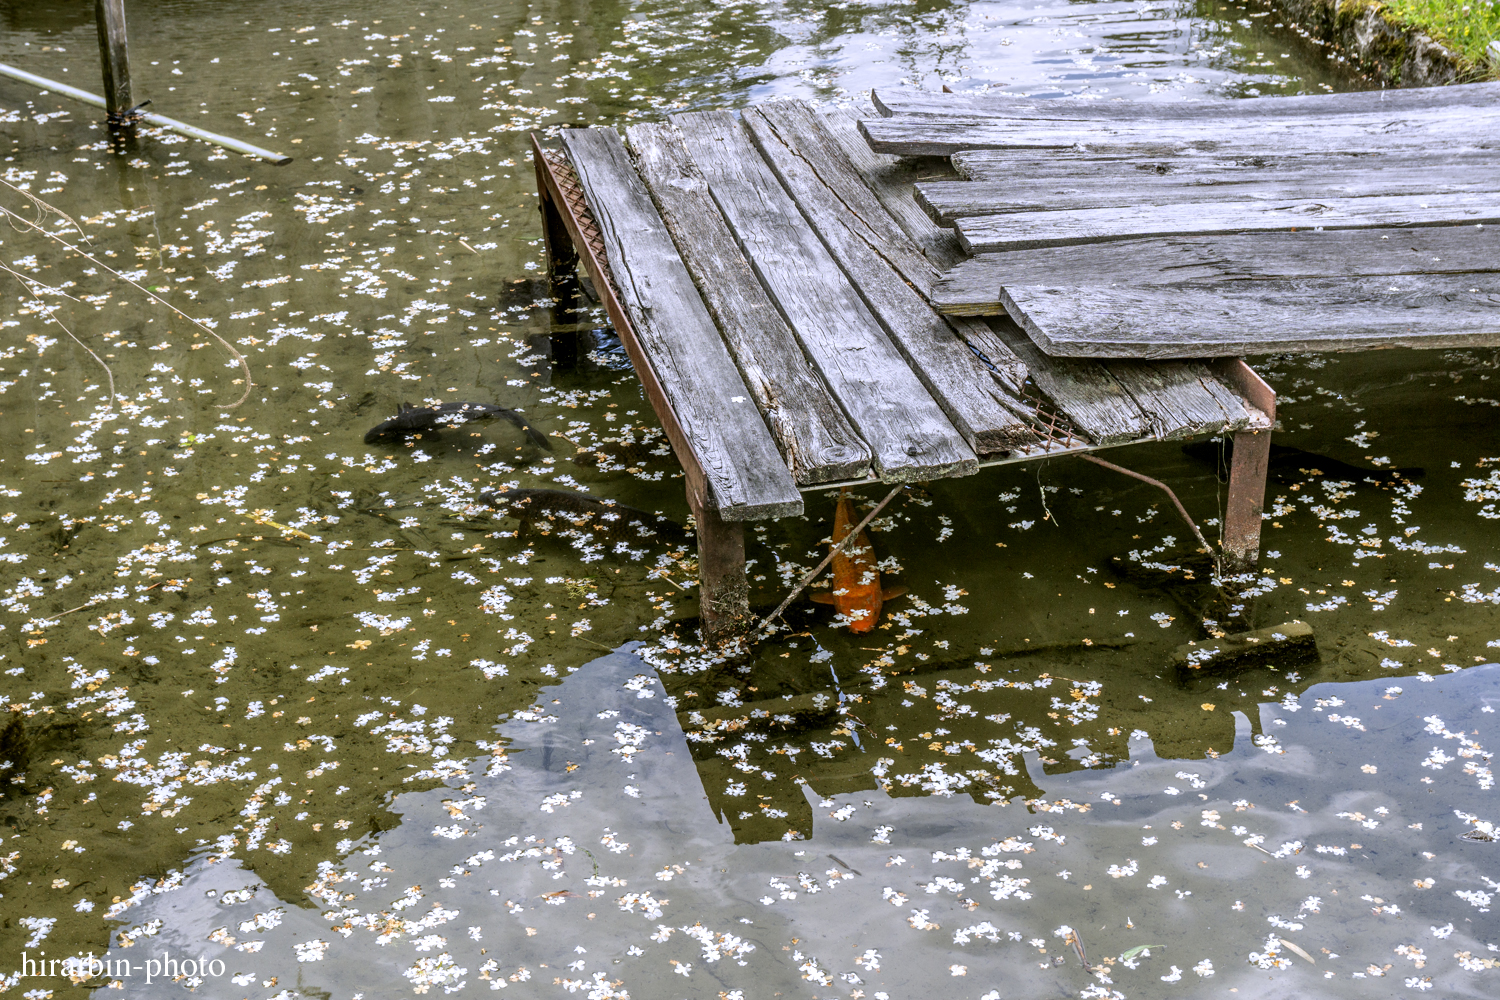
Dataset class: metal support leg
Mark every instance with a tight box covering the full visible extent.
[688,489,749,644]
[1222,427,1271,573]
[1213,358,1277,575]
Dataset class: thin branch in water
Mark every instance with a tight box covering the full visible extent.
[0,262,116,415]
[0,178,254,408]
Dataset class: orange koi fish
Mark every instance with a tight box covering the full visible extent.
[811,489,905,632]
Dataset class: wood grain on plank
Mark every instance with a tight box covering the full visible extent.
[1103,361,1256,440]
[871,82,1500,121]
[956,196,1500,253]
[817,105,966,278]
[625,122,872,485]
[557,128,801,519]
[816,106,1030,392]
[743,102,1037,453]
[933,227,1500,315]
[983,318,1152,445]
[859,114,1500,157]
[671,109,977,482]
[948,147,1500,185]
[1001,276,1500,359]
[917,167,1500,224]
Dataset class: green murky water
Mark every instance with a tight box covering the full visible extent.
[0,1,1496,998]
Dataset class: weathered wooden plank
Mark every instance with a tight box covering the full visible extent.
[817,105,965,277]
[933,227,1500,316]
[957,196,1500,254]
[983,318,1152,445]
[949,146,1500,185]
[1103,361,1255,440]
[918,167,1500,224]
[741,103,1037,454]
[859,114,1500,158]
[816,107,1030,392]
[670,110,977,482]
[557,128,802,519]
[747,103,938,293]
[1001,276,1500,359]
[871,82,1500,121]
[624,122,872,485]
[817,107,1238,446]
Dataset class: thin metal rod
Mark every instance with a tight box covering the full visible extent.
[751,484,905,639]
[1078,453,1215,559]
[0,61,291,165]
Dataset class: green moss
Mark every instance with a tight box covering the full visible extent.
[1375,0,1500,71]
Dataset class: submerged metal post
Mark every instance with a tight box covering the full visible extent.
[1214,359,1277,574]
[94,0,134,140]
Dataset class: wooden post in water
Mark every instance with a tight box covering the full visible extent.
[534,152,583,367]
[94,0,134,140]
[688,490,750,643]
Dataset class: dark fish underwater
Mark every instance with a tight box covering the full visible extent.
[364,401,551,448]
[477,488,686,544]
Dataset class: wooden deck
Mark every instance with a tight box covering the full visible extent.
[528,99,1327,638]
[866,82,1500,360]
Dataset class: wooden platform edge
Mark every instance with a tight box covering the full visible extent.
[531,133,801,521]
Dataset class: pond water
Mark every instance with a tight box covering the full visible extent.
[0,1,1496,998]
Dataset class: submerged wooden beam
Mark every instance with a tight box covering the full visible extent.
[1173,621,1316,675]
[999,276,1500,359]
[555,128,802,520]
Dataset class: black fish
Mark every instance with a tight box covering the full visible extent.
[364,401,551,449]
[1181,439,1422,484]
[477,488,686,544]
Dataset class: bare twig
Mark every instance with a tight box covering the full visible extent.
[0,178,253,408]
[0,262,116,413]
[1079,453,1216,566]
